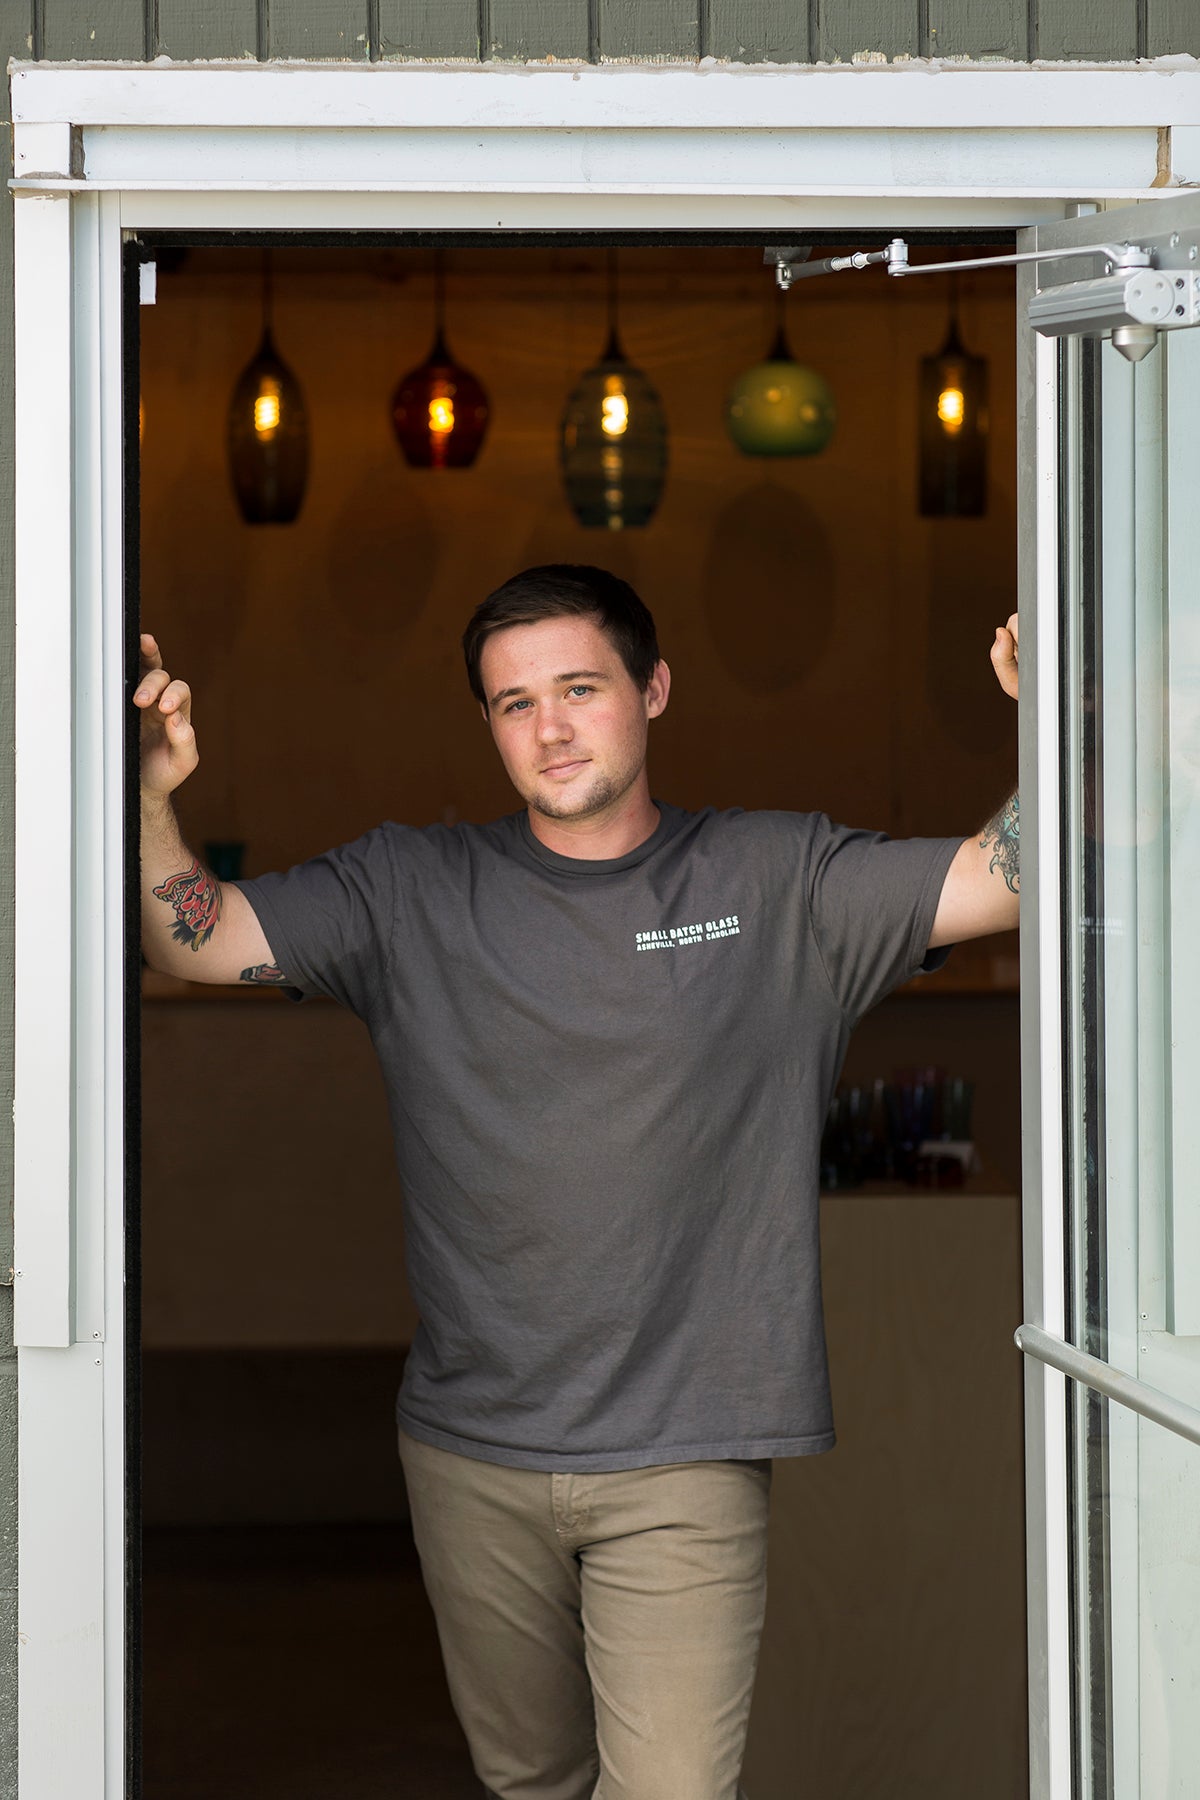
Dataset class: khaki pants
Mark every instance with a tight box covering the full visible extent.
[398,1430,772,1800]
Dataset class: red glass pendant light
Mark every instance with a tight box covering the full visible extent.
[391,253,490,470]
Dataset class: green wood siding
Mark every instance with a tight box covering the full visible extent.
[597,0,700,60]
[22,1,1200,64]
[817,0,920,61]
[380,1,479,59]
[489,0,591,62]
[1036,0,1140,59]
[41,0,145,61]
[707,0,810,61]
[157,0,260,61]
[1149,0,1198,55]
[929,0,1027,59]
[263,0,372,60]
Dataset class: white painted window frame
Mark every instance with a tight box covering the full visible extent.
[8,56,1200,1800]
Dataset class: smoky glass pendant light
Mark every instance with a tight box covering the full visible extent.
[560,252,668,531]
[391,253,490,470]
[918,282,988,517]
[725,289,836,458]
[227,252,310,525]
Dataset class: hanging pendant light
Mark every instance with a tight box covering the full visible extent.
[560,252,668,531]
[227,252,310,525]
[391,253,489,469]
[725,289,836,458]
[918,281,988,517]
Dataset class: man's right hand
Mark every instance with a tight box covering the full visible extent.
[136,632,197,799]
[136,632,278,983]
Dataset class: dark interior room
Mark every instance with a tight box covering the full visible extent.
[138,241,1026,1800]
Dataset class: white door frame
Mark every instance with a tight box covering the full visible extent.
[9,56,1200,1800]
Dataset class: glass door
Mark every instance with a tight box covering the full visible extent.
[1018,193,1200,1799]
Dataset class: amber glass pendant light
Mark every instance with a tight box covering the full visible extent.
[227,252,310,525]
[725,288,836,458]
[560,251,668,531]
[391,253,490,470]
[918,281,988,517]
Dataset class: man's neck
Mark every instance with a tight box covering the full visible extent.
[526,786,661,862]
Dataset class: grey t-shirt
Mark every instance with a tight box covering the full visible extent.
[232,804,961,1473]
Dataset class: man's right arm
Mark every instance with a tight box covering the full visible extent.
[138,633,281,987]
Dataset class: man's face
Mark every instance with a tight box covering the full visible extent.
[479,615,669,823]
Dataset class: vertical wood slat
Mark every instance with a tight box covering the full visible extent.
[816,0,920,61]
[1034,0,1139,60]
[1148,0,1200,55]
[596,0,699,61]
[707,0,810,62]
[379,0,479,58]
[928,0,1028,59]
[264,0,372,60]
[489,0,589,61]
[40,0,144,60]
[156,0,260,59]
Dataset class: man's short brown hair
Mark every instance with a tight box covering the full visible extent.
[463,565,660,707]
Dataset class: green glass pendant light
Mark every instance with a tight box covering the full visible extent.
[725,290,836,459]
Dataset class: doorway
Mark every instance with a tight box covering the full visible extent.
[135,238,1025,1797]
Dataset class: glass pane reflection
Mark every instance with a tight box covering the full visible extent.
[1062,322,1200,1800]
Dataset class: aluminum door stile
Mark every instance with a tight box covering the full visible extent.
[1015,189,1200,1799]
[14,179,128,1800]
[1016,228,1073,1800]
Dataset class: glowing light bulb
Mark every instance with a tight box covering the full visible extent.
[254,384,281,438]
[937,385,965,434]
[428,396,455,436]
[601,376,628,438]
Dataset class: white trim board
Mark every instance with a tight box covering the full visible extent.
[9,60,1200,131]
[10,62,1200,228]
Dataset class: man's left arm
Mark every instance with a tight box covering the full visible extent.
[928,614,1020,951]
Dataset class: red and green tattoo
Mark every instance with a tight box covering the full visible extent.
[152,860,221,951]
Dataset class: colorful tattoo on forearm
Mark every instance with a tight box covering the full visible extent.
[980,792,1020,895]
[241,963,290,986]
[152,860,221,951]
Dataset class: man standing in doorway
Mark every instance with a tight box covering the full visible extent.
[137,565,1020,1800]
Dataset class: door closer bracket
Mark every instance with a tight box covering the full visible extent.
[765,238,1198,362]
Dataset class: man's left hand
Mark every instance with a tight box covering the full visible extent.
[991,614,1019,700]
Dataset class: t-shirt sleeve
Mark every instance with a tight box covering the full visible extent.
[805,815,963,1022]
[227,825,396,1015]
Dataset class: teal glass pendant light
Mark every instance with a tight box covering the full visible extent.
[227,252,310,525]
[918,282,988,517]
[560,252,668,530]
[725,290,836,458]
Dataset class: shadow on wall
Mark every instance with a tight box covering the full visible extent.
[142,459,250,692]
[518,504,640,589]
[925,497,1019,758]
[315,458,438,641]
[702,481,836,694]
